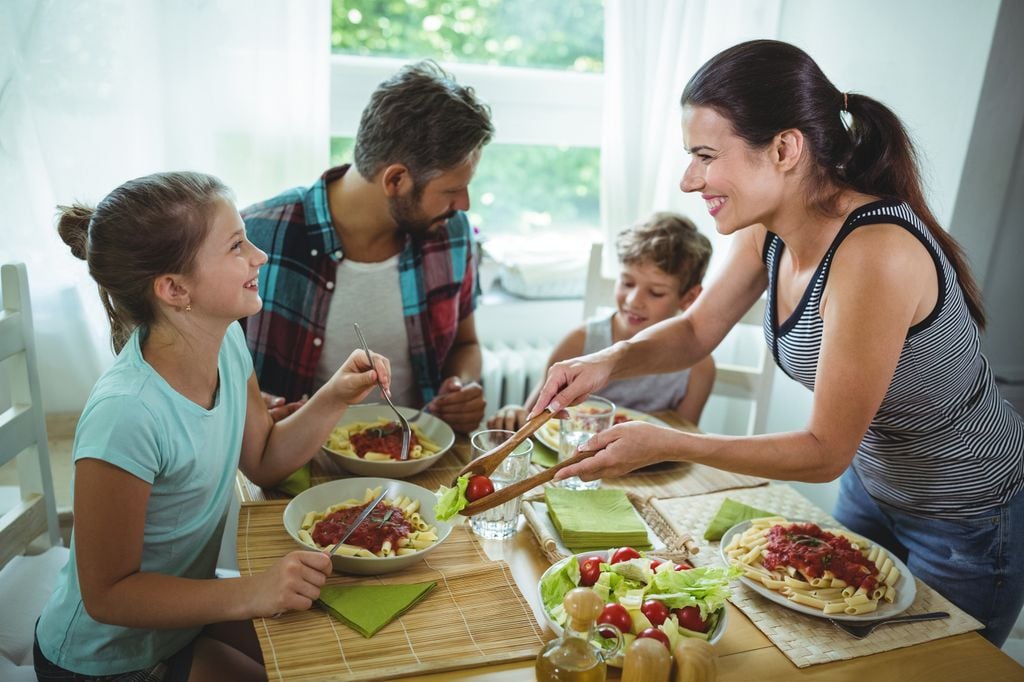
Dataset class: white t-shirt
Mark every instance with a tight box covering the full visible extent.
[314,254,421,407]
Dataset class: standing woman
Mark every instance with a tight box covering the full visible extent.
[35,172,389,680]
[530,40,1024,645]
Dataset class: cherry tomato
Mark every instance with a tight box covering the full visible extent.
[673,605,708,633]
[675,561,692,571]
[640,600,669,627]
[610,547,641,564]
[465,475,495,501]
[637,627,671,648]
[579,556,603,587]
[649,559,663,571]
[597,603,632,638]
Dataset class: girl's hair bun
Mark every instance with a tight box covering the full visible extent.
[56,203,94,260]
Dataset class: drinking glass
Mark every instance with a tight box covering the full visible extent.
[468,429,534,539]
[556,396,614,491]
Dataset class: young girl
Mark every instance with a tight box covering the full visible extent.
[34,172,389,681]
[488,212,715,430]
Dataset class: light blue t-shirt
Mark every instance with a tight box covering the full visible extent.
[36,323,252,675]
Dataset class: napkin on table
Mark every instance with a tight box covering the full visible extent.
[703,498,777,541]
[318,581,436,638]
[545,487,651,553]
[275,463,312,496]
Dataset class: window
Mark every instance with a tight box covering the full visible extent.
[330,0,604,239]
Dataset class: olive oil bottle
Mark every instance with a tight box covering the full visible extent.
[536,588,620,682]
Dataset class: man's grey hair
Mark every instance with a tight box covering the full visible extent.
[353,60,495,187]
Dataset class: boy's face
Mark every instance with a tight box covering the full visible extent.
[614,260,689,334]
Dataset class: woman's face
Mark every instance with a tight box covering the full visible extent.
[680,105,783,235]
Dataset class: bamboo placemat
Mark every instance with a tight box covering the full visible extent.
[602,461,768,501]
[645,484,983,667]
[237,501,546,681]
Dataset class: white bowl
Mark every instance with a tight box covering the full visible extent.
[538,550,728,664]
[321,404,455,479]
[283,477,452,575]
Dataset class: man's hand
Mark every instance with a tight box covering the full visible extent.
[261,392,306,422]
[428,376,485,434]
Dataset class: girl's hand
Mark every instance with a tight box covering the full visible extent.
[553,421,683,481]
[250,551,332,617]
[528,349,618,419]
[488,404,527,431]
[328,349,389,405]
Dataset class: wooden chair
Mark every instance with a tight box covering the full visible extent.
[581,242,774,434]
[0,263,67,681]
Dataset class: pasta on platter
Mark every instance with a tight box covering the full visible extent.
[297,486,439,558]
[723,517,899,616]
[324,419,440,461]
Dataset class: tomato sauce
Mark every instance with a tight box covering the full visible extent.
[350,422,420,460]
[613,413,632,425]
[312,501,412,554]
[762,522,878,591]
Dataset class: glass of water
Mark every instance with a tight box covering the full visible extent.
[557,396,614,491]
[468,429,534,540]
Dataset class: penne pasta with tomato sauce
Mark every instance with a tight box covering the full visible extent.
[723,517,898,615]
[324,419,440,461]
[296,487,439,558]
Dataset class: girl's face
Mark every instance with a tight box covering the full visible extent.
[614,260,688,335]
[186,197,267,321]
[679,105,783,234]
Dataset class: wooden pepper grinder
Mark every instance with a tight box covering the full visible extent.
[621,636,671,682]
[672,637,718,682]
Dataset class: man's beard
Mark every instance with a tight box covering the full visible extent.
[389,192,456,239]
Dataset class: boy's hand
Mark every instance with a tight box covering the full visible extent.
[487,404,527,431]
[328,349,389,406]
[429,377,485,434]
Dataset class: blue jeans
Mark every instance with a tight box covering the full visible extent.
[833,468,1024,647]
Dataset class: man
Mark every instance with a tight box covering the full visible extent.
[242,60,492,433]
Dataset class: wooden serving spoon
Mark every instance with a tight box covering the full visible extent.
[451,409,555,486]
[458,448,596,517]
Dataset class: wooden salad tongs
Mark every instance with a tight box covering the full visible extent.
[458,448,597,517]
[452,409,555,486]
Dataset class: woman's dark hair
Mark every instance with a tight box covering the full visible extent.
[616,212,712,294]
[57,171,233,352]
[681,39,985,328]
[354,60,495,189]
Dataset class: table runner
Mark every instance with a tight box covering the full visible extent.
[645,484,984,668]
[237,502,546,681]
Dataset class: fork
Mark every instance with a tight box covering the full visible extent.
[353,323,412,461]
[830,611,948,639]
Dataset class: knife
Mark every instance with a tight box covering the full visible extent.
[328,487,390,556]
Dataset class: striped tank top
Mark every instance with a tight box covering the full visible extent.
[763,199,1024,518]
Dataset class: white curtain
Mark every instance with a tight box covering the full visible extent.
[0,0,329,413]
[600,0,782,276]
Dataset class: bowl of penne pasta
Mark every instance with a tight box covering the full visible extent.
[321,404,455,478]
[283,477,453,575]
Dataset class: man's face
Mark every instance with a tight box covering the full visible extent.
[389,149,480,238]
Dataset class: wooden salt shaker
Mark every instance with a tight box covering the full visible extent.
[621,636,671,682]
[672,637,717,682]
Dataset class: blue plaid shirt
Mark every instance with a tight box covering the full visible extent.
[240,165,477,403]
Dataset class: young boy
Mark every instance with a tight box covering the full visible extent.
[488,212,714,429]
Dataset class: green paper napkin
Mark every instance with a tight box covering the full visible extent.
[531,437,558,468]
[703,498,777,541]
[318,581,436,638]
[275,462,312,496]
[545,487,651,553]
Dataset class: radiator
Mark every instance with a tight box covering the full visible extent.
[481,340,553,410]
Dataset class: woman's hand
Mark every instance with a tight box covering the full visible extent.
[487,404,527,431]
[249,551,332,617]
[327,349,389,406]
[528,349,619,419]
[553,421,686,481]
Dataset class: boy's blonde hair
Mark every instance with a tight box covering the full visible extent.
[615,212,712,294]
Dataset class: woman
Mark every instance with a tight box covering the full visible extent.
[530,40,1023,646]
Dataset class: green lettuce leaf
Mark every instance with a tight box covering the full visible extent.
[540,556,581,626]
[647,564,741,619]
[434,475,470,521]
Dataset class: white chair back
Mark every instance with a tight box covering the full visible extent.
[582,242,616,321]
[0,263,60,566]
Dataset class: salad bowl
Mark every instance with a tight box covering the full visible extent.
[537,549,733,665]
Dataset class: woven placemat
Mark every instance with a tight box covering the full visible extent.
[237,502,545,681]
[645,484,984,668]
[603,461,767,501]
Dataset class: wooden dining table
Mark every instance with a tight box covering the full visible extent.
[235,412,1023,681]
